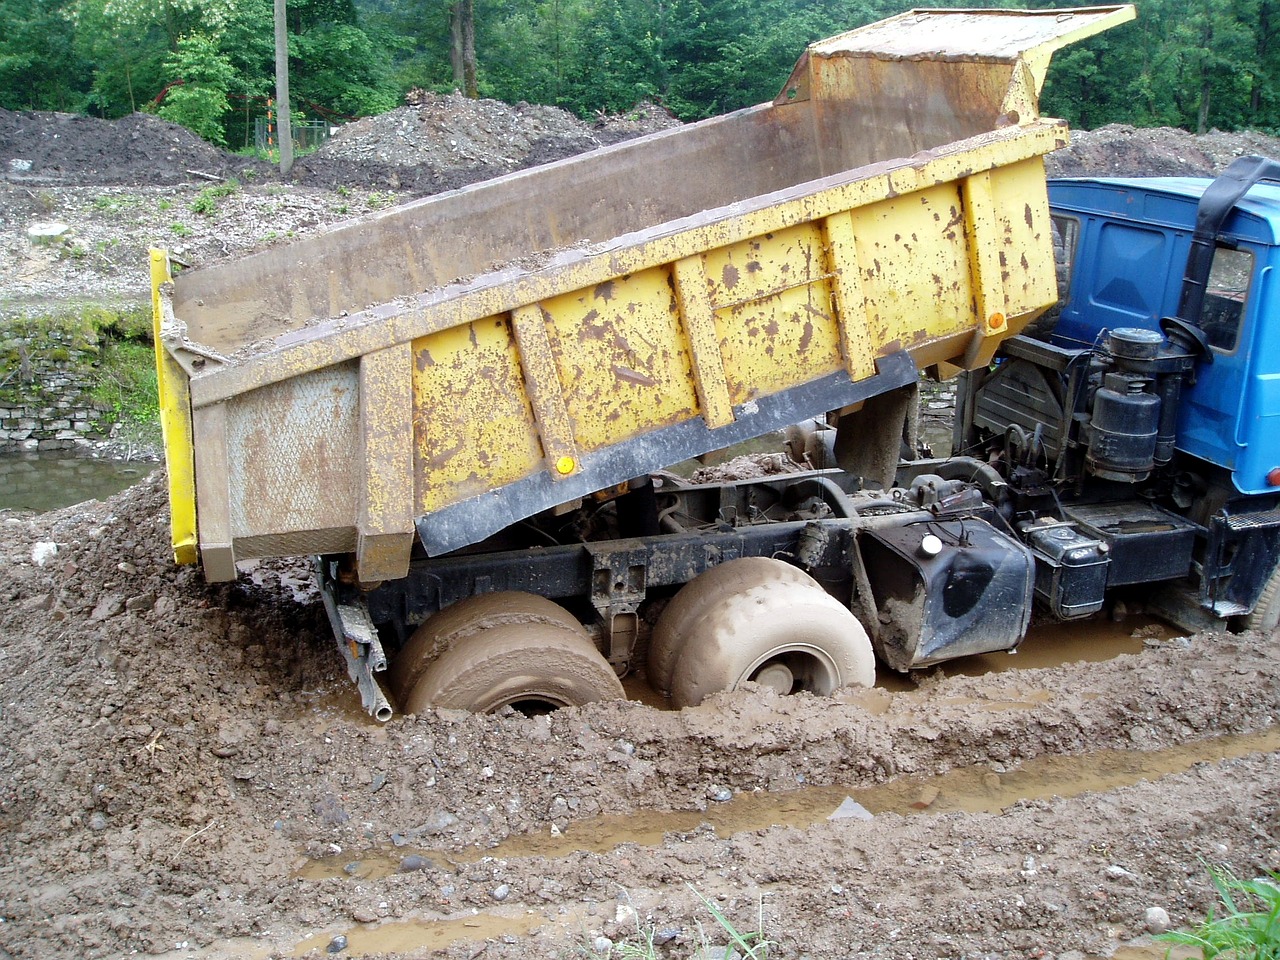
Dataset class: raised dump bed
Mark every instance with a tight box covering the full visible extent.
[153,5,1135,584]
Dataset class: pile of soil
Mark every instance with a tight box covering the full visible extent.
[1048,123,1280,178]
[294,92,680,194]
[0,109,270,186]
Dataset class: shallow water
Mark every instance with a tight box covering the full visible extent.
[0,452,149,512]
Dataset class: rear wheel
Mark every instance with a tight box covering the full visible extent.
[400,621,625,714]
[668,578,875,708]
[647,558,816,696]
[387,591,583,707]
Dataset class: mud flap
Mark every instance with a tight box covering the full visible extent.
[859,517,1034,671]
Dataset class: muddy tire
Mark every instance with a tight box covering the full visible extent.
[401,620,625,714]
[387,592,584,706]
[668,578,875,708]
[648,558,817,696]
[1243,563,1280,635]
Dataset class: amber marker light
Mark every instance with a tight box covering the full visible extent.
[1267,467,1280,486]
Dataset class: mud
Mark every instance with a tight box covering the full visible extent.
[0,475,1278,960]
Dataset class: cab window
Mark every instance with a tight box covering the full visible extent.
[1202,246,1252,352]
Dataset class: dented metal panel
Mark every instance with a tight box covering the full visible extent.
[151,6,1134,581]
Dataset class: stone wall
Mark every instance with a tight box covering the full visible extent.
[0,326,114,452]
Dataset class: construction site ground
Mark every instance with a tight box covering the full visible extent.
[1,100,1278,960]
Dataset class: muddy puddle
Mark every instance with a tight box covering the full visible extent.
[289,729,1276,957]
[300,727,1280,882]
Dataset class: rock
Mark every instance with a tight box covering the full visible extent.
[371,773,387,793]
[125,593,156,613]
[89,594,125,621]
[398,854,430,873]
[593,936,613,953]
[88,811,108,831]
[350,905,379,923]
[492,883,511,901]
[31,541,58,566]
[828,797,874,821]
[1106,864,1137,880]
[27,222,71,244]
[326,934,348,953]
[417,811,457,835]
[1145,906,1171,933]
[708,785,733,803]
[653,928,681,946]
[911,785,940,810]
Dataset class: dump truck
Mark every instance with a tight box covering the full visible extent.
[151,6,1140,719]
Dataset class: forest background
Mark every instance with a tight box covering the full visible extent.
[0,0,1272,151]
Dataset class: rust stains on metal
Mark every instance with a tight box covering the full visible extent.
[722,263,741,290]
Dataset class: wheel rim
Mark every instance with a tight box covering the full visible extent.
[485,690,575,715]
[739,643,842,696]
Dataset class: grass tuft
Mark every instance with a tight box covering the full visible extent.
[1159,866,1280,959]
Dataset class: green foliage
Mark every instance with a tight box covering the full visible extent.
[156,32,237,144]
[600,886,773,960]
[1158,866,1280,959]
[9,0,1280,148]
[190,179,240,216]
[90,340,161,451]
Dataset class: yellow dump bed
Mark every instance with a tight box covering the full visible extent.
[153,5,1134,583]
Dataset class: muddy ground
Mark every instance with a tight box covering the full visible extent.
[1,102,1279,960]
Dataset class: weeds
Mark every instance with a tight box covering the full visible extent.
[595,886,772,960]
[1159,866,1280,959]
[170,222,192,237]
[90,339,161,453]
[190,179,240,216]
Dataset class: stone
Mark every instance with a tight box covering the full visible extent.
[1145,906,1171,933]
[326,934,348,953]
[417,810,457,835]
[492,883,510,901]
[911,785,940,810]
[89,594,125,621]
[398,854,431,873]
[27,221,71,244]
[31,542,58,566]
[828,797,874,821]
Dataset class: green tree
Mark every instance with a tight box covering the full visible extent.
[157,33,237,143]
[0,0,88,110]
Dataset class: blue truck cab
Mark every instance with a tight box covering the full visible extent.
[1048,176,1280,495]
[954,157,1280,632]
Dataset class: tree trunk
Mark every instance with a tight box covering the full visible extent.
[275,0,293,175]
[450,0,478,99]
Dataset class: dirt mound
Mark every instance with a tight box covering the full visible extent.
[0,109,269,186]
[1,475,1278,960]
[1047,123,1280,178]
[294,92,677,194]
